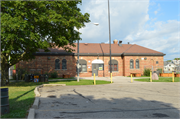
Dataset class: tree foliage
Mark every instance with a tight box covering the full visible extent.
[1,1,90,85]
[174,58,180,60]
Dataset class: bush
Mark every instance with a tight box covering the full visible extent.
[34,72,40,75]
[44,72,49,75]
[143,68,151,76]
[13,73,16,80]
[50,72,58,78]
[16,68,29,80]
[157,68,162,73]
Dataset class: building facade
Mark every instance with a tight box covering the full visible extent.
[16,40,165,77]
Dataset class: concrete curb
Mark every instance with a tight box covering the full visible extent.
[27,84,66,119]
[32,97,39,109]
[27,108,35,119]
[43,84,66,86]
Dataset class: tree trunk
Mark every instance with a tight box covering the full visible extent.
[1,58,10,86]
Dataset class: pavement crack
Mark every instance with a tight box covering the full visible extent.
[73,89,94,103]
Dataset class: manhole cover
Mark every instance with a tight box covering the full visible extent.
[153,113,169,117]
[48,95,56,98]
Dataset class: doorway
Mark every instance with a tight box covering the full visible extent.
[92,64,98,76]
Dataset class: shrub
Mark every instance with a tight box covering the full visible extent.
[34,72,40,75]
[51,72,58,78]
[16,68,29,80]
[44,72,49,75]
[157,68,162,73]
[143,68,151,76]
[13,73,16,80]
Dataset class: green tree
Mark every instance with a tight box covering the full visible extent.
[174,58,180,60]
[1,1,90,86]
[167,60,172,62]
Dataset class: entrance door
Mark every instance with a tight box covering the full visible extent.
[92,64,98,76]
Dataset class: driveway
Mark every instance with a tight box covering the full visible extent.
[36,76,180,118]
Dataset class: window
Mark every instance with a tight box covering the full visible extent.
[156,61,158,64]
[136,59,139,69]
[55,59,60,69]
[62,59,67,69]
[130,59,134,69]
[78,59,87,72]
[99,64,104,70]
[109,60,118,71]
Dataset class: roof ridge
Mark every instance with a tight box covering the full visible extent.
[133,44,162,53]
[122,44,134,54]
[99,43,104,55]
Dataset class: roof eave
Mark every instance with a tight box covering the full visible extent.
[74,53,122,56]
[33,52,74,56]
[123,53,166,56]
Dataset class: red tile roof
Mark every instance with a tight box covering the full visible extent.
[36,43,165,56]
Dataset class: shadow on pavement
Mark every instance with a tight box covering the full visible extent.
[36,93,180,118]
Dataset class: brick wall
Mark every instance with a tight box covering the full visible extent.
[16,56,77,78]
[123,56,164,76]
[74,56,123,77]
[16,55,164,77]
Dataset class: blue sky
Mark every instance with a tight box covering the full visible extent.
[77,0,180,61]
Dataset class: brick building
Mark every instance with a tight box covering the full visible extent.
[16,40,165,77]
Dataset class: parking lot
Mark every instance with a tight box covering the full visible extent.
[36,77,180,118]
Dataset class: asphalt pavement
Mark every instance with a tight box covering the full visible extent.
[35,76,180,119]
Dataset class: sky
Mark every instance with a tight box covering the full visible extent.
[77,0,180,61]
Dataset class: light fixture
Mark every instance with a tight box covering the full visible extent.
[97,55,99,59]
[94,23,99,26]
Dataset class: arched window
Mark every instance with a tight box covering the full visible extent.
[136,59,139,69]
[109,60,118,71]
[130,59,134,69]
[62,59,67,69]
[55,59,60,69]
[78,59,87,72]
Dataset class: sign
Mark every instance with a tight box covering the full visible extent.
[99,67,103,70]
[34,75,39,82]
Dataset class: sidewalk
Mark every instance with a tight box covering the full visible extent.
[9,76,149,83]
[75,76,150,84]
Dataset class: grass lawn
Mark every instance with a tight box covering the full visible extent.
[48,77,76,80]
[134,77,180,82]
[140,75,150,77]
[127,75,150,77]
[1,79,110,118]
[1,86,36,118]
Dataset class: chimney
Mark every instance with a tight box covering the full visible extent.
[128,42,130,44]
[113,39,118,44]
[119,41,122,46]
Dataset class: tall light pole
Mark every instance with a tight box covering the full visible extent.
[108,0,112,82]
[77,23,99,82]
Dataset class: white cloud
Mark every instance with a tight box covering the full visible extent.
[79,0,180,60]
[80,0,150,43]
[154,11,158,15]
